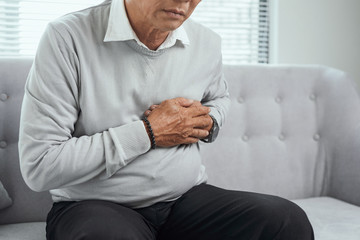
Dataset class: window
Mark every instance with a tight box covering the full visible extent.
[0,0,269,64]
[192,0,269,64]
[0,0,103,56]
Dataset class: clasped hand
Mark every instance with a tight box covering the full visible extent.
[143,98,213,147]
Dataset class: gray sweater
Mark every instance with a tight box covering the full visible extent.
[19,1,230,208]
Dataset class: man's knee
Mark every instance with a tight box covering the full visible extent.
[73,217,121,239]
[251,195,314,240]
[54,211,147,240]
[47,201,156,240]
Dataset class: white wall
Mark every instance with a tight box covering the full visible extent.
[271,0,360,86]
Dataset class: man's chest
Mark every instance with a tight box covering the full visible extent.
[75,51,213,134]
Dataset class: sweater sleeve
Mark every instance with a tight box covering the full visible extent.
[18,24,151,192]
[201,47,231,130]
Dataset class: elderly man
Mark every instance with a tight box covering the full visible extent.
[19,0,314,239]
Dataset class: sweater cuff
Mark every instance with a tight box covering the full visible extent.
[209,107,222,128]
[107,120,151,177]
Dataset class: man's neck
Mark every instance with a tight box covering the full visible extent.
[124,1,169,50]
[130,22,169,51]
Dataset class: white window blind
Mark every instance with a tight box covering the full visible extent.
[192,0,269,64]
[0,0,104,56]
[0,0,269,64]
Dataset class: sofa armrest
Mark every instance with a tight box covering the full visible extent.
[328,127,360,207]
[324,71,360,206]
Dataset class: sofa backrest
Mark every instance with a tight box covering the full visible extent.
[201,64,360,202]
[1,59,359,224]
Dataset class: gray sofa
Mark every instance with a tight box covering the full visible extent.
[1,58,360,239]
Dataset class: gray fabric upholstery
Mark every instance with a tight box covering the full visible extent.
[0,222,46,240]
[0,181,12,210]
[0,58,52,225]
[1,58,360,240]
[327,125,360,206]
[201,64,360,205]
[293,197,360,240]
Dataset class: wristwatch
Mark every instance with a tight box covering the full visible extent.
[203,115,219,143]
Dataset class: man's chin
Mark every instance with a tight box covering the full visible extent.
[158,20,184,31]
[158,19,184,32]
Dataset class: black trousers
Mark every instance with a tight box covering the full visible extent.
[46,184,314,240]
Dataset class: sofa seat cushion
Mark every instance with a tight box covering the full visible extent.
[293,197,360,240]
[0,222,46,240]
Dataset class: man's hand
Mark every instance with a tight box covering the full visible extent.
[144,98,213,147]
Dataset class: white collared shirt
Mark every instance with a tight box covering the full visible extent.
[104,0,190,50]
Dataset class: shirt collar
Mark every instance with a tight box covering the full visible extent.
[104,0,190,50]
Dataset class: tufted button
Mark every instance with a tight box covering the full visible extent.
[237,97,245,103]
[242,135,249,142]
[278,134,285,141]
[0,141,7,149]
[0,93,8,101]
[275,97,282,103]
[313,134,320,141]
[309,94,316,101]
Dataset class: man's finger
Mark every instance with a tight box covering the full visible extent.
[183,137,200,145]
[144,110,152,117]
[190,115,213,129]
[190,128,209,139]
[176,97,194,108]
[149,105,159,110]
[186,105,211,117]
